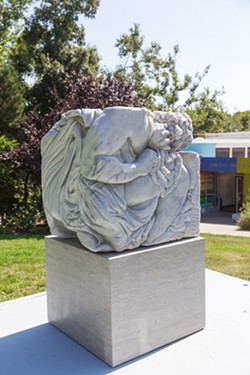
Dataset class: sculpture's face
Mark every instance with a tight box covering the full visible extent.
[149,123,171,150]
[166,114,193,151]
[149,112,193,152]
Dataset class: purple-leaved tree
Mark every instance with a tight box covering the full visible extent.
[1,74,139,217]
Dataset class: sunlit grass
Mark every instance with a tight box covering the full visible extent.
[0,234,46,302]
[201,233,250,281]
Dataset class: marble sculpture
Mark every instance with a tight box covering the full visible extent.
[42,107,200,252]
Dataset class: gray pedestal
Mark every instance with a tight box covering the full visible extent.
[45,236,205,367]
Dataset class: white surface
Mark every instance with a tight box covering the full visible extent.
[0,270,249,374]
[0,292,47,337]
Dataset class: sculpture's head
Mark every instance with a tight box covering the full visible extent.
[166,112,193,151]
[148,122,171,151]
[150,111,193,152]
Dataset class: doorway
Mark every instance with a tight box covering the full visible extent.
[217,174,243,213]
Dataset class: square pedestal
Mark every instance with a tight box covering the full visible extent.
[45,236,205,367]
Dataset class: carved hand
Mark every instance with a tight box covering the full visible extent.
[137,149,159,173]
[148,125,171,150]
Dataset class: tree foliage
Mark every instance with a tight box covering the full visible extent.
[0,0,101,228]
[0,136,19,223]
[1,74,139,193]
[232,111,250,131]
[113,23,210,111]
[0,0,33,56]
[237,189,250,231]
[112,24,239,133]
[187,87,233,134]
[1,74,138,228]
[9,0,100,113]
[0,60,25,136]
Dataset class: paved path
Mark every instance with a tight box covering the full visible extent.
[200,212,250,237]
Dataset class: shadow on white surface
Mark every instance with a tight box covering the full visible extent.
[0,323,116,374]
[1,322,185,375]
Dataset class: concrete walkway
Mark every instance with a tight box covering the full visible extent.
[200,212,250,237]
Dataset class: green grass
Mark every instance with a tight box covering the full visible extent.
[0,233,249,303]
[0,234,46,302]
[201,233,250,281]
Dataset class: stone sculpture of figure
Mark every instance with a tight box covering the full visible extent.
[41,106,200,252]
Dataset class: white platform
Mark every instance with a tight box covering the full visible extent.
[0,270,249,375]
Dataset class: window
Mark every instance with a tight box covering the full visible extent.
[216,148,230,157]
[200,172,217,210]
[232,148,245,158]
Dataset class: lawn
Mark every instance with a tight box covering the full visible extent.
[0,233,249,302]
[202,233,250,282]
[0,234,46,302]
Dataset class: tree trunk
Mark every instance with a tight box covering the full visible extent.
[23,173,30,205]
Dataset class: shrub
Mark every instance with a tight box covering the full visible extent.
[237,193,250,231]
[3,204,40,233]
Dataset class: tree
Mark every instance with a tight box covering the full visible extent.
[232,111,250,131]
[0,0,33,57]
[0,136,19,224]
[112,24,210,111]
[0,60,25,136]
[187,87,233,134]
[10,0,100,113]
[0,1,103,229]
[1,74,139,216]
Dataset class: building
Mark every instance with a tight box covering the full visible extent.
[184,132,250,216]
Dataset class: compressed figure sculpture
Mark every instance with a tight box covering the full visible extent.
[42,107,200,252]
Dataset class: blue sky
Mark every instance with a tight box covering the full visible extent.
[81,0,250,114]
